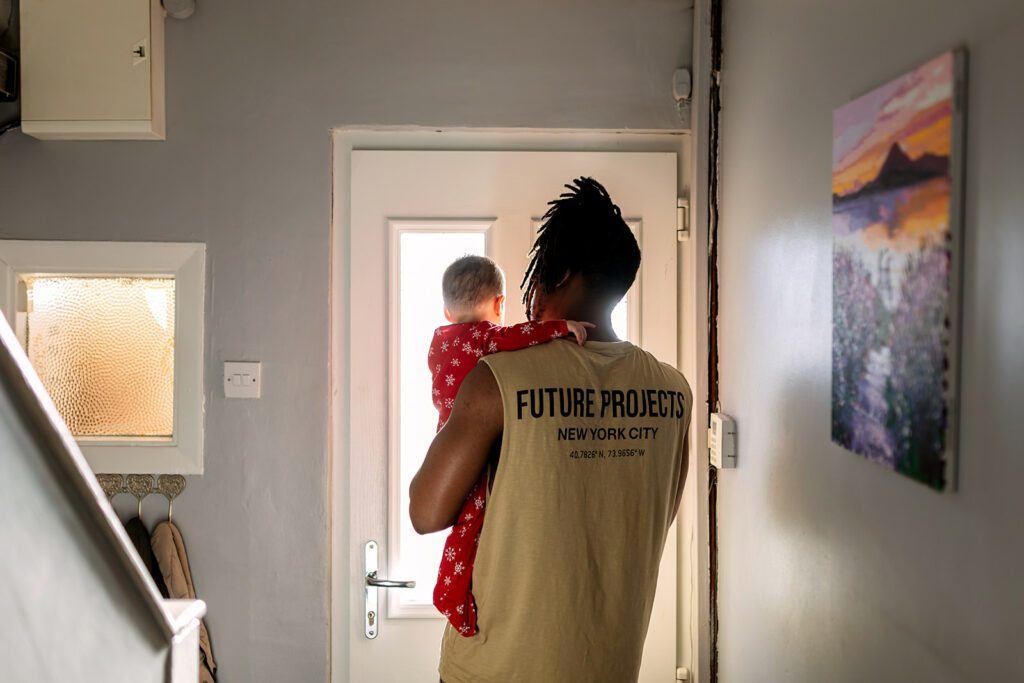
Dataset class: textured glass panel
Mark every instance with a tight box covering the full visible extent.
[24,276,175,438]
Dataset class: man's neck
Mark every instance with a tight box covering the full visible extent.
[547,309,618,342]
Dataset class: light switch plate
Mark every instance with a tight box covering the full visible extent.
[224,361,261,399]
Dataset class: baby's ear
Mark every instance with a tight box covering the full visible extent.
[443,307,455,323]
[493,295,505,318]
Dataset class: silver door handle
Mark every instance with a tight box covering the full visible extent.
[364,540,417,639]
[366,571,415,589]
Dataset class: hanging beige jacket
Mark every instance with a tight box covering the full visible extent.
[152,520,218,683]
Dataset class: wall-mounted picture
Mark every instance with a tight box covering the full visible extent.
[831,49,965,491]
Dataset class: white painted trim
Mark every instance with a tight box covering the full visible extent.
[330,128,696,683]
[680,3,714,682]
[385,219,494,620]
[0,241,205,474]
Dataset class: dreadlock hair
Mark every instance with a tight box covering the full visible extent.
[521,177,640,319]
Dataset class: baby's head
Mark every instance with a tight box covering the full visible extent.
[442,255,506,324]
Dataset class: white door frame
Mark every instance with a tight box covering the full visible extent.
[329,127,711,682]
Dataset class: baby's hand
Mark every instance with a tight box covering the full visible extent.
[565,321,596,346]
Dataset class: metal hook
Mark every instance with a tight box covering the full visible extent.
[156,475,186,523]
[126,475,155,523]
[96,474,125,501]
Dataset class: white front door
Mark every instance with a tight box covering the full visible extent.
[344,149,678,681]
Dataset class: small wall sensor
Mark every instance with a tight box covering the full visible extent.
[672,68,692,102]
[162,0,196,20]
[708,413,736,468]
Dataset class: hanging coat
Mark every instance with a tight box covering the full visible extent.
[152,520,217,683]
[123,517,169,599]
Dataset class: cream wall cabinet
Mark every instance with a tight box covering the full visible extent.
[21,0,165,140]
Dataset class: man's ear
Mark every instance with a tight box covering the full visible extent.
[555,270,572,288]
[443,307,455,323]
[493,295,505,319]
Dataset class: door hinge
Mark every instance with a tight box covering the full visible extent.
[676,198,690,242]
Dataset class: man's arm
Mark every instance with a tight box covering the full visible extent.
[409,364,504,534]
[672,430,690,520]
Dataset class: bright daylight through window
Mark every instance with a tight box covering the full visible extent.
[396,231,486,608]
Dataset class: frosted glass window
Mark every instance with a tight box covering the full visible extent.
[23,276,175,439]
[395,231,486,609]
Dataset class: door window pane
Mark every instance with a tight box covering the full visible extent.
[395,231,486,609]
[23,276,175,439]
[611,297,628,342]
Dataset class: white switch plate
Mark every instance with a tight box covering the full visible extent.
[224,361,261,399]
[708,413,736,468]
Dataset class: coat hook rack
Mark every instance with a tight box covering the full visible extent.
[96,473,187,522]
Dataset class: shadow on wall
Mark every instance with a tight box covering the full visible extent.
[758,366,976,681]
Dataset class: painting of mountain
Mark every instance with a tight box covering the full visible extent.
[831,49,965,491]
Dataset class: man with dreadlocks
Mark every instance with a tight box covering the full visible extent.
[410,178,692,683]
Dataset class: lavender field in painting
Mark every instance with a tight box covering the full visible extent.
[831,52,960,490]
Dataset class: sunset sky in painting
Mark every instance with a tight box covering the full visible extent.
[832,52,953,197]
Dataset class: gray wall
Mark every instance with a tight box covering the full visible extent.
[716,1,1023,681]
[0,1,692,680]
[0,353,168,683]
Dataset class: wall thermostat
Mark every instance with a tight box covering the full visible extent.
[709,413,736,469]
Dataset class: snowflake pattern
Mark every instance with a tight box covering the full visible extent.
[427,320,573,638]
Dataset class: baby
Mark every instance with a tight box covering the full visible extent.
[428,255,591,636]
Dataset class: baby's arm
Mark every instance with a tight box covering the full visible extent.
[482,320,591,354]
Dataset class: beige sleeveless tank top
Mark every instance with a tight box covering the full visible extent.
[439,339,693,683]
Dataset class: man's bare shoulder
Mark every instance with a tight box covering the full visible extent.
[454,363,503,421]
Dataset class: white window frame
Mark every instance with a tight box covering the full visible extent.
[386,219,494,618]
[0,241,205,474]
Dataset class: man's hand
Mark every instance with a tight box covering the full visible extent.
[565,320,596,346]
[409,364,504,534]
